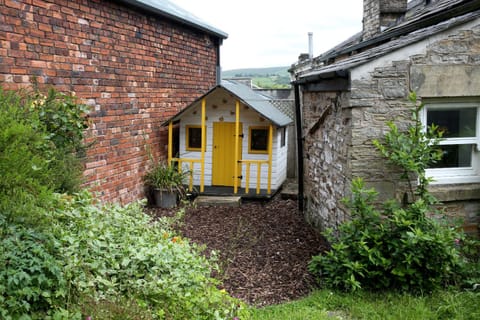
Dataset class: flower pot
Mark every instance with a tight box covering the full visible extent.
[153,189,177,208]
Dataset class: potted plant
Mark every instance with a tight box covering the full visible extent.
[143,161,188,208]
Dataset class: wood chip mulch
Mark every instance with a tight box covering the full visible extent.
[148,195,329,307]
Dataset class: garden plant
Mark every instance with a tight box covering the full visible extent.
[309,92,480,293]
[0,86,247,319]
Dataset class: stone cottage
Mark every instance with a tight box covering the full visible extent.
[0,0,227,203]
[290,0,480,234]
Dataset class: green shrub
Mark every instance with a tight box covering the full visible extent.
[0,86,246,319]
[50,191,247,319]
[27,87,90,193]
[309,93,464,292]
[456,235,480,289]
[0,89,56,225]
[0,85,90,226]
[0,224,69,319]
[309,179,462,292]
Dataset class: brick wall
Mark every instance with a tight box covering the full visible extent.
[0,0,219,203]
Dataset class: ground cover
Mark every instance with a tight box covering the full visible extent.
[148,195,328,306]
[149,195,479,319]
[250,289,480,319]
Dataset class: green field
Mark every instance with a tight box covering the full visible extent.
[222,66,291,89]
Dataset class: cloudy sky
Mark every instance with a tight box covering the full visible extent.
[173,0,364,70]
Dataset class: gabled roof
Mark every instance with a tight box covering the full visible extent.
[293,0,480,83]
[118,0,228,39]
[162,80,293,127]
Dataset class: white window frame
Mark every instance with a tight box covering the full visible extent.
[421,101,480,184]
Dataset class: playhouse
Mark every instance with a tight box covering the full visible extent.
[162,80,292,196]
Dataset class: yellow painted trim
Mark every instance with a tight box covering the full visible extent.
[267,124,273,194]
[185,125,206,151]
[248,126,269,154]
[168,122,173,165]
[175,158,200,192]
[245,163,250,194]
[256,163,261,194]
[234,101,240,194]
[239,159,268,194]
[200,98,206,193]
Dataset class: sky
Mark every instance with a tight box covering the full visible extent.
[172,0,364,71]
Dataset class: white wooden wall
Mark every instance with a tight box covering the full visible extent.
[177,97,288,191]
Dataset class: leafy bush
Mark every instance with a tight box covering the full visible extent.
[309,93,465,292]
[50,191,246,319]
[0,86,246,319]
[0,224,69,320]
[1,190,247,319]
[27,87,90,193]
[0,86,89,225]
[0,88,57,225]
[309,179,462,292]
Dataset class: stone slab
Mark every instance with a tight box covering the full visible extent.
[411,65,480,97]
[194,196,242,207]
[281,179,298,200]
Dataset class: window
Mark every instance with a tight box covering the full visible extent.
[280,127,286,147]
[185,125,205,151]
[249,126,269,154]
[422,101,480,184]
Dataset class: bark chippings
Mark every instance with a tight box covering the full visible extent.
[149,195,328,306]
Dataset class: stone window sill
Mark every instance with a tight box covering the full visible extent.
[428,183,480,202]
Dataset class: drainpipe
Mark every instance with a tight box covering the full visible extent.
[216,42,221,85]
[294,83,304,212]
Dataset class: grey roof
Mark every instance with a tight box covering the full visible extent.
[118,0,227,39]
[269,99,295,121]
[163,80,293,127]
[295,0,480,82]
[222,80,293,126]
[297,10,480,82]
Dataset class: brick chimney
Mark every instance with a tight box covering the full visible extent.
[363,0,407,40]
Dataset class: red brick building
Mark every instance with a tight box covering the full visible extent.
[0,0,227,203]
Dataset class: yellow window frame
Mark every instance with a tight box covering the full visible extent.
[248,126,269,154]
[185,125,205,151]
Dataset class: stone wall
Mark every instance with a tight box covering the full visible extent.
[301,22,480,234]
[301,91,351,231]
[349,24,480,234]
[0,0,219,203]
[350,60,412,202]
[363,0,407,40]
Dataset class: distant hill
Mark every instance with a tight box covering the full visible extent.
[222,66,291,89]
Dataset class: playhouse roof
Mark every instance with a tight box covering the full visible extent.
[162,80,293,127]
[119,0,228,39]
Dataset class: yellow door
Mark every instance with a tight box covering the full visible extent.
[212,122,242,186]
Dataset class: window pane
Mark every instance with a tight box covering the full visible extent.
[430,144,472,168]
[251,129,268,151]
[427,108,476,138]
[280,127,286,147]
[188,127,202,149]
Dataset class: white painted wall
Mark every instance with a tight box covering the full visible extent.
[351,19,479,81]
[176,92,288,191]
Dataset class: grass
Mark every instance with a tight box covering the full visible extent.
[250,289,480,320]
